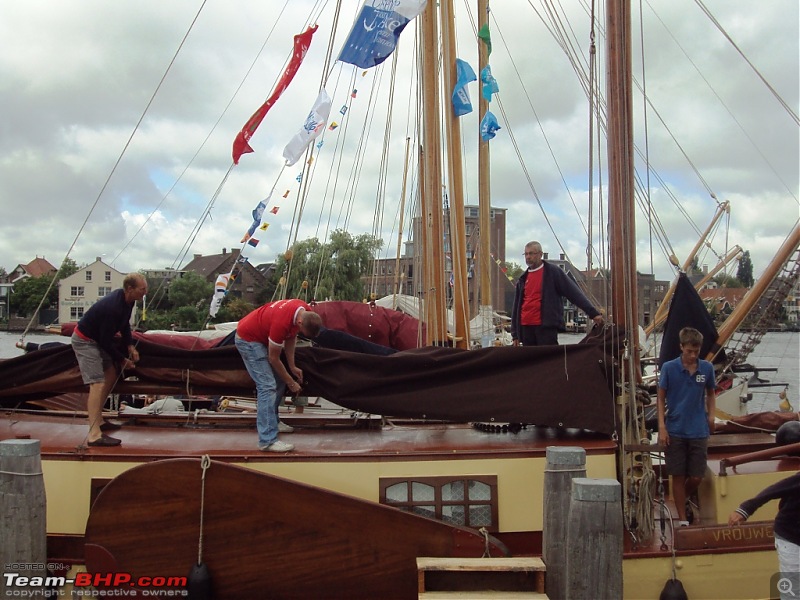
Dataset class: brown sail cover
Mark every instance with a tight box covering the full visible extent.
[0,330,618,434]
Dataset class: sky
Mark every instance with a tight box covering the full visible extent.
[1,0,797,290]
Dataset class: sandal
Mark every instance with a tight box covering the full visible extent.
[100,420,121,432]
[88,434,122,447]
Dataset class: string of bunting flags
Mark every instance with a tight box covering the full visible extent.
[211,1,427,316]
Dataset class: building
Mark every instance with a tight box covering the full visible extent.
[9,257,57,283]
[182,248,268,307]
[58,258,127,324]
[583,268,669,327]
[366,205,509,315]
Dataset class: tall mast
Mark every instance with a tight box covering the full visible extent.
[477,0,493,346]
[441,0,470,348]
[419,0,448,344]
[606,0,639,366]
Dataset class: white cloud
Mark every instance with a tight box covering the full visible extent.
[0,0,796,292]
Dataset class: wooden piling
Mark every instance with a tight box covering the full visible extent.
[0,439,47,596]
[543,446,586,600]
[566,478,622,599]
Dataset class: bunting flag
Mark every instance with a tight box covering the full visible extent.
[338,0,427,69]
[209,274,230,317]
[478,23,492,56]
[241,199,268,243]
[452,58,477,117]
[282,89,332,166]
[480,111,500,141]
[329,122,339,131]
[480,65,499,102]
[232,26,318,164]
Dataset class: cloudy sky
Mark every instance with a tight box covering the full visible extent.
[1,0,797,290]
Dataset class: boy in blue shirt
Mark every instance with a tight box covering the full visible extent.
[657,327,716,526]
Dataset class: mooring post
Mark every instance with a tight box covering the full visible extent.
[565,478,622,599]
[543,446,586,600]
[0,439,47,596]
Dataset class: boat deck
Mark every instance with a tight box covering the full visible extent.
[1,406,620,462]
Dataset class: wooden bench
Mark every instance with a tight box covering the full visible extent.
[417,557,548,598]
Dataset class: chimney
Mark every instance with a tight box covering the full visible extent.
[193,254,201,260]
[222,248,227,255]
[96,257,102,262]
[560,253,565,260]
[543,252,549,260]
[703,264,708,274]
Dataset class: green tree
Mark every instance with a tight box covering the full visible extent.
[736,250,754,287]
[272,230,383,301]
[216,297,255,322]
[168,271,213,310]
[9,275,57,316]
[504,261,524,281]
[57,258,79,279]
[713,273,744,288]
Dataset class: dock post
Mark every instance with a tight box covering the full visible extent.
[543,446,586,600]
[565,478,622,599]
[0,439,47,596]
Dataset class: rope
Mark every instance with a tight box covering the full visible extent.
[197,454,212,565]
[479,527,492,558]
[0,470,43,476]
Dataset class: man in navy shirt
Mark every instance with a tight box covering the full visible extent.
[71,273,147,447]
[657,326,716,526]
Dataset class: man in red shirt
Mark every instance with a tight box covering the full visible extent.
[235,299,322,452]
[511,241,603,346]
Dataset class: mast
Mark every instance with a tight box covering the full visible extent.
[709,222,800,357]
[648,200,731,330]
[477,0,493,347]
[606,0,639,365]
[441,0,470,348]
[419,1,448,345]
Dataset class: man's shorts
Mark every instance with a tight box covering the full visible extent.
[664,436,708,477]
[71,333,113,385]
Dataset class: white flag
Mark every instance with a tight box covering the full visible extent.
[282,90,332,166]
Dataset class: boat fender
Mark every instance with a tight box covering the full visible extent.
[659,577,688,600]
[776,420,800,447]
[187,562,213,600]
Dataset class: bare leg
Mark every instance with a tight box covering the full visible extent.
[672,475,688,522]
[87,365,117,442]
[685,476,703,500]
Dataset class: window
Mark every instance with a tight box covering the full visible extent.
[85,271,92,282]
[380,475,498,531]
[105,271,112,282]
[70,286,85,297]
[70,307,85,320]
[98,286,112,297]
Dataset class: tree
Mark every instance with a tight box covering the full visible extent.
[9,275,58,316]
[713,274,744,288]
[271,230,383,301]
[57,258,79,280]
[504,261,524,282]
[216,297,255,322]
[736,250,754,287]
[168,271,213,310]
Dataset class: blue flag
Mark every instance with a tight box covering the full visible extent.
[480,65,499,102]
[452,58,477,117]
[480,111,500,141]
[338,0,428,69]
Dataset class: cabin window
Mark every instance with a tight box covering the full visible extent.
[85,271,92,282]
[380,475,498,532]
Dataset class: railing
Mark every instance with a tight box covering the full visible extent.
[718,441,800,475]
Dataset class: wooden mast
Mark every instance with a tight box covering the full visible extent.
[709,222,800,355]
[477,0,493,346]
[647,200,731,331]
[420,1,448,345]
[441,0,470,348]
[606,0,639,366]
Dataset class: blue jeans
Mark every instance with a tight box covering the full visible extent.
[235,335,286,447]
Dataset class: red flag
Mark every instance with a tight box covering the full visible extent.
[232,25,318,164]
